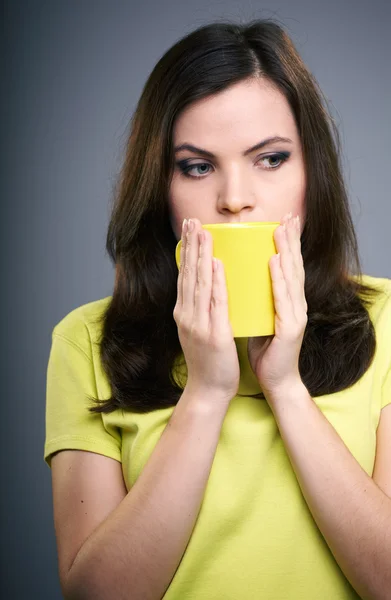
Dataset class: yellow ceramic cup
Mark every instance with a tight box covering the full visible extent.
[175,221,279,337]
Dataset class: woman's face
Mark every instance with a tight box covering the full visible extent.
[168,78,306,240]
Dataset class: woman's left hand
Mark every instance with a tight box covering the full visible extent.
[247,212,308,402]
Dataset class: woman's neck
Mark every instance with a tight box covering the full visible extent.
[235,337,263,396]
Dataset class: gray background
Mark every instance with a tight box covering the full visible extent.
[2,0,390,597]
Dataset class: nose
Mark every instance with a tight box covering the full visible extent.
[217,190,257,221]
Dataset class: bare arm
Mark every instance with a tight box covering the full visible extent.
[65,388,230,600]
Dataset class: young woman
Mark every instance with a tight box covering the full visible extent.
[44,19,391,600]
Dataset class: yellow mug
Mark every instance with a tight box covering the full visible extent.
[175,221,279,337]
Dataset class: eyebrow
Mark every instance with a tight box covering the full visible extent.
[174,136,293,158]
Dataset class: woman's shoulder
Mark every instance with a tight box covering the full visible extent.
[51,296,113,351]
[354,273,391,327]
[357,273,391,294]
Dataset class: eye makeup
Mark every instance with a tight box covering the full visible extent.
[176,151,291,179]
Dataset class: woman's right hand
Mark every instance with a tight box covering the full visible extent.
[173,217,240,406]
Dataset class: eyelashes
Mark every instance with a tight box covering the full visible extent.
[176,151,291,179]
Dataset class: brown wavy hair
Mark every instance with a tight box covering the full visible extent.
[87,18,381,414]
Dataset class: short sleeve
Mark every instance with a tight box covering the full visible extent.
[381,362,391,410]
[44,331,122,468]
[379,286,391,410]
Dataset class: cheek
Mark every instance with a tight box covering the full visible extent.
[167,183,184,240]
[168,184,213,240]
[284,166,306,209]
[292,178,307,229]
[168,198,195,241]
[273,169,306,222]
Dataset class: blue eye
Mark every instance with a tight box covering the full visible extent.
[180,163,212,177]
[176,152,291,179]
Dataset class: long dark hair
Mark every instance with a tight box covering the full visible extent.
[87,19,381,414]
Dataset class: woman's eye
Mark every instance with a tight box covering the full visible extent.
[260,154,285,169]
[178,162,212,178]
[177,152,290,179]
[190,163,212,176]
[257,152,290,170]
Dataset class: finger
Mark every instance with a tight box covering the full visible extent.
[276,220,303,322]
[285,215,304,285]
[182,218,200,321]
[284,216,307,314]
[269,252,294,326]
[295,216,307,308]
[210,256,232,340]
[177,218,188,311]
[193,228,213,332]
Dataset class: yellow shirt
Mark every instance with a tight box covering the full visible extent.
[44,273,391,599]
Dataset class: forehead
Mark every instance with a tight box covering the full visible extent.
[173,79,298,144]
